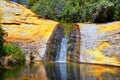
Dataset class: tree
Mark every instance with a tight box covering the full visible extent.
[29,0,120,23]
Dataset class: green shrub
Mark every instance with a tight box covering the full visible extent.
[28,0,38,7]
[62,23,73,36]
[112,0,120,21]
[29,0,120,23]
[79,0,114,23]
[3,44,25,62]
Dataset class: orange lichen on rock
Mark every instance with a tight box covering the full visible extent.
[97,42,110,50]
[0,0,58,43]
[3,20,57,43]
[0,0,58,60]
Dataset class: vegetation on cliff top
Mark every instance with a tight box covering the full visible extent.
[28,0,120,23]
[62,23,73,37]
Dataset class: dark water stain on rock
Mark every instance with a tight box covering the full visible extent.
[67,24,80,62]
[44,23,80,62]
[44,24,64,61]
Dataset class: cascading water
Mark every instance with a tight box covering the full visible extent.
[55,37,68,62]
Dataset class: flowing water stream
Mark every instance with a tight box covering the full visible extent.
[55,37,68,62]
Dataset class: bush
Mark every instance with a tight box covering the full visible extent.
[28,0,38,6]
[62,23,73,36]
[79,0,114,23]
[3,44,25,62]
[29,0,120,23]
[112,0,120,21]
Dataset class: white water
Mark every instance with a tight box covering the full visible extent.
[55,37,68,62]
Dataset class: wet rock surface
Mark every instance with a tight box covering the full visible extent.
[44,24,80,62]
[67,25,80,62]
[44,24,64,61]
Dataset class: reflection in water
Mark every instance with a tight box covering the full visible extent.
[0,61,120,80]
[67,63,80,80]
[0,64,25,80]
[44,63,68,80]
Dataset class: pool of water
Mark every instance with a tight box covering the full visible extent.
[0,61,120,80]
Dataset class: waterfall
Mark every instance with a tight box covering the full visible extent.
[55,37,68,62]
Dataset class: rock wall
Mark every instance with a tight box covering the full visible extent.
[44,24,64,61]
[0,0,58,60]
[67,24,80,62]
[77,22,120,66]
[44,24,80,62]
[1,0,120,66]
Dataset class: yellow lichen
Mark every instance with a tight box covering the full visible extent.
[86,41,119,65]
[98,42,110,50]
[0,0,58,43]
[98,22,120,33]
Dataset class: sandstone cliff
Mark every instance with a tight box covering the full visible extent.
[0,0,58,60]
[77,22,120,66]
[0,0,120,66]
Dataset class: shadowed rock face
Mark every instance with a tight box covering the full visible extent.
[0,0,58,60]
[44,24,80,62]
[47,24,81,62]
[67,25,80,62]
[44,24,64,61]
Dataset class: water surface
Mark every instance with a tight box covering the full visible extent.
[0,62,120,80]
